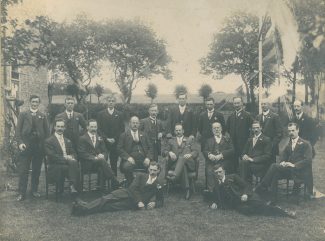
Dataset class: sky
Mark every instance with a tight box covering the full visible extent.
[7,0,296,96]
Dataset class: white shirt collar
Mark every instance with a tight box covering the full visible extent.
[253,133,262,139]
[107,108,114,114]
[55,132,64,140]
[208,109,214,113]
[179,105,186,113]
[146,176,157,185]
[66,110,73,116]
[30,108,38,113]
[263,110,270,116]
[291,137,299,143]
[296,112,303,119]
[219,175,226,184]
[88,132,96,139]
[215,134,222,143]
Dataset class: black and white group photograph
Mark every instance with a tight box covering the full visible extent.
[0,0,325,240]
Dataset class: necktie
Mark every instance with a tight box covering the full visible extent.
[91,135,96,147]
[133,132,139,142]
[253,137,257,147]
[58,136,67,155]
[208,112,212,119]
[69,113,72,119]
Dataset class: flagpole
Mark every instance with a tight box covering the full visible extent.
[258,15,263,114]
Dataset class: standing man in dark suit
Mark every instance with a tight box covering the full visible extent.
[71,162,164,216]
[117,116,153,185]
[255,123,313,202]
[78,119,120,190]
[15,95,50,201]
[197,97,225,152]
[167,92,196,142]
[226,97,254,174]
[206,165,296,218]
[203,122,234,191]
[239,121,272,183]
[55,97,87,150]
[256,99,282,163]
[97,94,125,176]
[139,104,165,162]
[163,123,199,199]
[292,100,318,155]
[292,100,318,195]
[45,119,81,193]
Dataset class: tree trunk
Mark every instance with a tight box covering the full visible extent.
[241,74,250,103]
[292,68,296,104]
[309,74,316,104]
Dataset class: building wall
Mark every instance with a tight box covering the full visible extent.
[19,66,49,112]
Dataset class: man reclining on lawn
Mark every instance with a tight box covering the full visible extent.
[204,164,296,218]
[71,162,164,216]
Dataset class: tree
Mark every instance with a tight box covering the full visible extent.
[174,85,187,98]
[145,83,158,103]
[201,11,277,110]
[99,20,172,103]
[94,83,104,103]
[290,0,325,104]
[198,84,213,102]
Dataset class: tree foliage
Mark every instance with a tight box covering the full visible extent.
[201,11,277,109]
[94,83,104,103]
[98,20,172,103]
[174,85,187,98]
[145,83,158,103]
[198,84,213,102]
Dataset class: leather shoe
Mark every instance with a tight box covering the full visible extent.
[185,188,191,200]
[31,192,41,198]
[16,194,25,201]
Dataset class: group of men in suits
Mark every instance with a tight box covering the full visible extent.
[15,92,318,218]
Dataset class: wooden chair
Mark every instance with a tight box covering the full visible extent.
[44,157,69,202]
[165,156,200,196]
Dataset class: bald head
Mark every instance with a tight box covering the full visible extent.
[129,116,140,131]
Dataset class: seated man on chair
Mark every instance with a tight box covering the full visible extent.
[78,119,120,190]
[117,116,153,185]
[203,122,234,192]
[45,118,81,194]
[239,121,272,183]
[163,123,199,200]
[255,122,313,202]
[206,165,296,218]
[71,162,164,216]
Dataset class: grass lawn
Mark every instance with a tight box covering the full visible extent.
[1,140,325,241]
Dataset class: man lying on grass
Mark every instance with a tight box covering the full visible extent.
[204,164,297,218]
[71,162,164,216]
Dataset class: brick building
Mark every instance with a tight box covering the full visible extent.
[0,64,48,153]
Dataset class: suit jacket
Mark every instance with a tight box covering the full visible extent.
[203,135,234,165]
[256,111,282,153]
[242,134,272,164]
[167,105,196,137]
[97,109,125,142]
[45,134,77,165]
[280,137,312,170]
[117,130,153,161]
[211,174,255,208]
[15,110,50,146]
[78,133,108,163]
[127,173,163,205]
[139,117,165,142]
[292,113,318,146]
[226,110,254,155]
[163,136,198,160]
[198,110,225,140]
[55,111,87,145]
